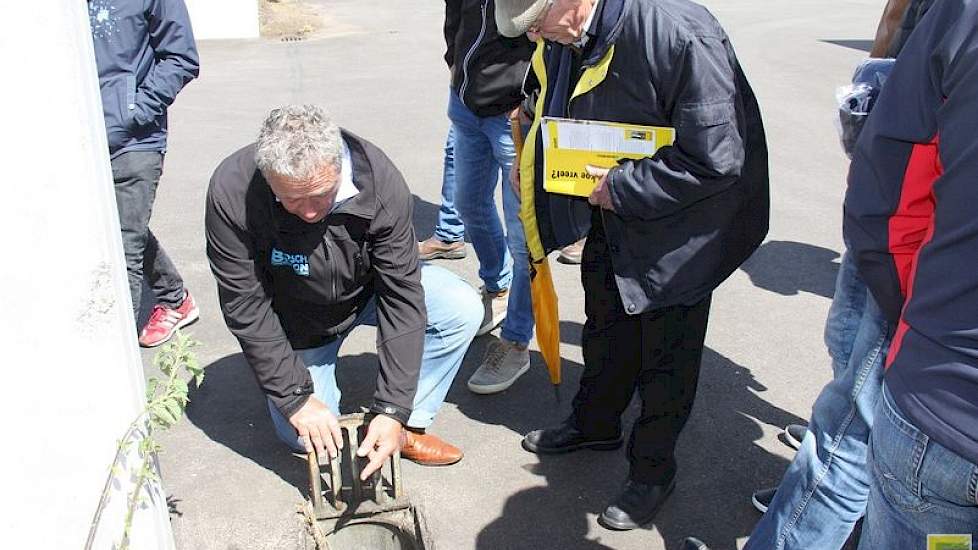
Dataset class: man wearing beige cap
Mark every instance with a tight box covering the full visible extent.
[497,0,769,531]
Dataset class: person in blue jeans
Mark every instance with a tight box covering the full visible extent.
[683,263,889,550]
[206,106,482,473]
[444,0,536,394]
[449,91,535,393]
[418,127,469,261]
[859,386,978,548]
[743,252,891,550]
[845,0,978,544]
[685,3,933,548]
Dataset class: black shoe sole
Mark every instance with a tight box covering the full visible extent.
[521,436,623,455]
[781,424,805,451]
[598,479,676,531]
[751,491,771,513]
[555,255,582,265]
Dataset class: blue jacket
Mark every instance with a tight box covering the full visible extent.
[88,0,199,157]
[844,0,978,464]
[521,0,768,313]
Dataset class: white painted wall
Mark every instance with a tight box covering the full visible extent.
[0,2,175,549]
[186,0,261,40]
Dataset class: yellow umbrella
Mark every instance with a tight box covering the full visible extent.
[511,66,562,395]
[529,256,561,388]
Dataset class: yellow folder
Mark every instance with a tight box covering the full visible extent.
[541,117,675,197]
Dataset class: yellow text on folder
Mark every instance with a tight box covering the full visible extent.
[541,117,675,197]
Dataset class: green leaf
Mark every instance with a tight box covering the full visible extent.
[150,404,176,427]
[173,377,189,397]
[145,378,160,401]
[161,407,177,426]
[165,399,183,422]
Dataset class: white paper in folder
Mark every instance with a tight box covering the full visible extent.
[545,118,658,156]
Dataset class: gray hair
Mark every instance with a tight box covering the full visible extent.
[254,105,342,181]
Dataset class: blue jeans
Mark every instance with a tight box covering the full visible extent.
[447,91,533,345]
[858,385,978,549]
[268,265,482,452]
[746,251,891,550]
[432,126,466,244]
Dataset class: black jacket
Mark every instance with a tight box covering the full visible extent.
[205,132,425,423]
[522,0,769,313]
[445,0,533,117]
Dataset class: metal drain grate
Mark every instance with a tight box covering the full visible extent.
[305,413,433,549]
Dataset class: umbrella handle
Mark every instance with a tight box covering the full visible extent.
[509,108,526,154]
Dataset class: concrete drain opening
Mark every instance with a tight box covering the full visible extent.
[303,413,434,550]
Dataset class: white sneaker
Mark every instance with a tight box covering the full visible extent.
[467,339,530,394]
[476,287,509,336]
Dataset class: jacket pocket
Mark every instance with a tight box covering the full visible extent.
[676,100,734,128]
[675,100,741,176]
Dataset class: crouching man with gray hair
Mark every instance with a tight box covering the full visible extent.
[205,105,482,477]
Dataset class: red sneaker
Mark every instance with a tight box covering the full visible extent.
[138,290,200,348]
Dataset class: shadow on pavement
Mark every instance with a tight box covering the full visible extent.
[740,240,840,299]
[412,193,473,245]
[453,325,806,550]
[412,194,441,243]
[820,39,874,53]
[186,351,385,494]
[560,319,583,347]
[188,324,806,549]
[448,332,580,436]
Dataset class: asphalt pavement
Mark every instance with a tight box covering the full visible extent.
[147,1,884,548]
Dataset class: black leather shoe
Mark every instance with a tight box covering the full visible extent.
[521,422,623,454]
[682,537,710,550]
[599,478,676,530]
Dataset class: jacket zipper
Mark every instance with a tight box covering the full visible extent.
[325,236,337,301]
[519,62,533,98]
[459,0,489,104]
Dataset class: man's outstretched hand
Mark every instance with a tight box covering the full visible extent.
[357,414,403,480]
[289,396,344,460]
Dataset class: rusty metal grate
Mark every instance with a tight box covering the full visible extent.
[303,413,433,549]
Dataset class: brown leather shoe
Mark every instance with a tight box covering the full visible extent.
[401,431,463,466]
[418,237,466,260]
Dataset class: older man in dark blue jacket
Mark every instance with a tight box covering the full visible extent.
[88,0,200,347]
[496,0,769,530]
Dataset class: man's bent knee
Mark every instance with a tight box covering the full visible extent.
[421,265,482,335]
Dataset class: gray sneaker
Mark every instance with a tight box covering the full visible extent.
[467,339,530,394]
[476,287,509,336]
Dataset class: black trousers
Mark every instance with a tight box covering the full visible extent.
[572,214,711,484]
[111,151,186,318]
